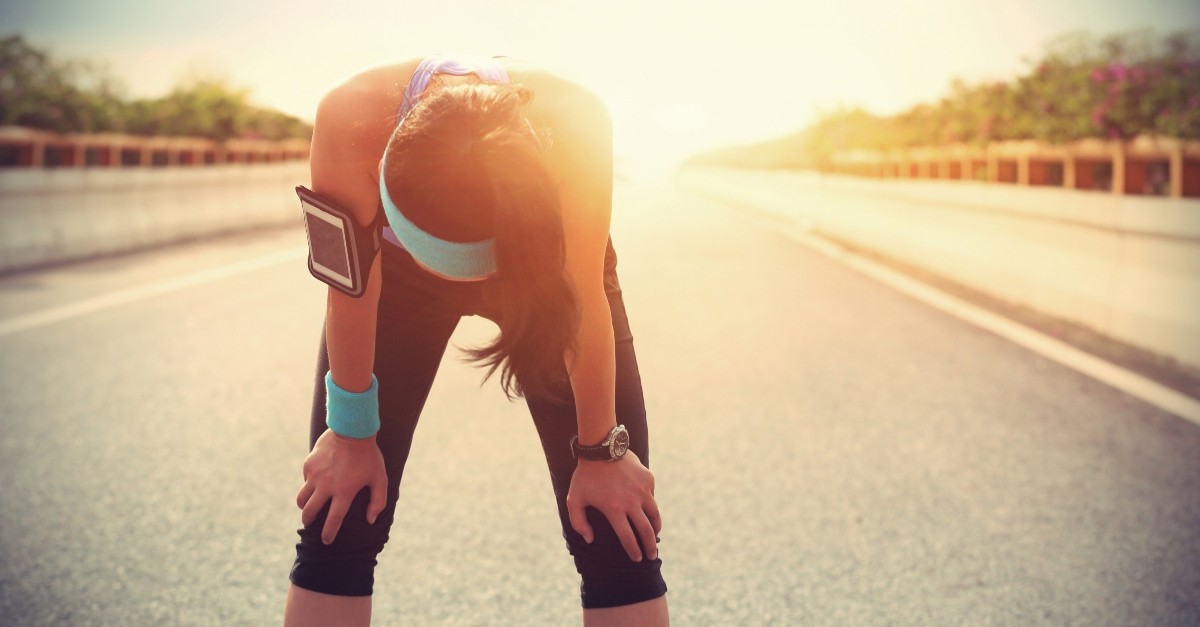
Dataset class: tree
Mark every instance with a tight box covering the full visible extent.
[128,79,250,139]
[0,36,312,140]
[690,28,1200,169]
[0,35,125,132]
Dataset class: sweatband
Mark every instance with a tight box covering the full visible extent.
[378,157,497,280]
[325,372,380,438]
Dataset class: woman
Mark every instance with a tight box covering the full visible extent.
[282,55,669,626]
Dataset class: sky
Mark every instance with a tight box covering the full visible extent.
[3,0,1199,169]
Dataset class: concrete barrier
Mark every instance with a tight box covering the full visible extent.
[0,162,309,273]
[680,166,1200,369]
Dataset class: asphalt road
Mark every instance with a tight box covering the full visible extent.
[1,177,1198,626]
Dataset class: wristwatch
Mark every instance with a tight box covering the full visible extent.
[570,425,630,462]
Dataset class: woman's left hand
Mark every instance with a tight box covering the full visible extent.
[565,450,662,562]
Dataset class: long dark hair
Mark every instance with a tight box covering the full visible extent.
[383,82,578,399]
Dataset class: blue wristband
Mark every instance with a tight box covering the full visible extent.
[325,372,380,438]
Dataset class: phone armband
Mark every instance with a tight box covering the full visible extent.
[296,186,380,297]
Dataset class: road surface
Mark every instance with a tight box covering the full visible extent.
[1,177,1198,625]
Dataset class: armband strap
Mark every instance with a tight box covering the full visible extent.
[325,372,380,438]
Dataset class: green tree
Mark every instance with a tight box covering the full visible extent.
[0,36,312,141]
[0,35,125,132]
[133,79,250,139]
[690,28,1200,169]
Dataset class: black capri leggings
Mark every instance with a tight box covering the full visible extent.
[289,238,667,609]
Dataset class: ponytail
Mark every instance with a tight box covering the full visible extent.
[468,130,578,399]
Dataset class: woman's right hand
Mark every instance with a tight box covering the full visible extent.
[295,428,389,545]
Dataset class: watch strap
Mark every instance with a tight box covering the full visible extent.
[570,435,613,461]
[569,425,628,461]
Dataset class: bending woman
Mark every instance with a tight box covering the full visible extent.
[282,56,669,626]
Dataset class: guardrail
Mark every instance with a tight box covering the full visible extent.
[823,135,1200,199]
[681,165,1200,369]
[0,127,312,273]
[0,126,310,168]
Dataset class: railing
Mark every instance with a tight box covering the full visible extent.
[0,126,310,168]
[0,126,311,273]
[825,136,1200,199]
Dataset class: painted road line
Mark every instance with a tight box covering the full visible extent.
[0,246,307,338]
[782,222,1200,427]
[691,179,1200,426]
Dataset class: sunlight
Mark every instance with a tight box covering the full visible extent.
[5,0,1197,167]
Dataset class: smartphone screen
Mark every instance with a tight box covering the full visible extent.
[303,203,353,286]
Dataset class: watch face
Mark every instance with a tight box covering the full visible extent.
[610,427,630,458]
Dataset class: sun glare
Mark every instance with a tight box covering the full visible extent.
[6,0,1197,174]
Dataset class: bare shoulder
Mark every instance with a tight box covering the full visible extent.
[308,60,422,219]
[313,59,424,151]
[505,61,613,241]
[508,63,611,135]
[506,62,612,180]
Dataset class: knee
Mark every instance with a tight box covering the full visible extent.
[290,487,392,596]
[567,509,668,609]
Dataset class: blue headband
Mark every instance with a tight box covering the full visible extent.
[378,157,497,280]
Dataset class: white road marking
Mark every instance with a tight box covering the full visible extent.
[782,224,1200,427]
[0,246,307,338]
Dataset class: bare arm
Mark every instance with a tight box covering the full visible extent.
[557,95,618,445]
[310,89,385,393]
[552,87,662,563]
[295,82,393,545]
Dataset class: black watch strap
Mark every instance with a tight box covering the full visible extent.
[571,436,612,461]
[569,425,629,461]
